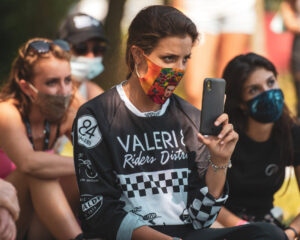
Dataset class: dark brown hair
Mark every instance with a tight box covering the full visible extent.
[0,38,71,118]
[125,5,198,77]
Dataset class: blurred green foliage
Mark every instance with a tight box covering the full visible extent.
[0,0,76,85]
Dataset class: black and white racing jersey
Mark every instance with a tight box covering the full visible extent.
[72,82,228,240]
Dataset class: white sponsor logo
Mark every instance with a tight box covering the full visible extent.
[117,129,188,169]
[73,15,99,29]
[80,194,103,220]
[77,115,102,148]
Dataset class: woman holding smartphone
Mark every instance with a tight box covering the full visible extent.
[73,5,287,240]
[217,52,300,240]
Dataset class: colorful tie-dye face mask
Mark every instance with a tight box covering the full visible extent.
[136,56,184,104]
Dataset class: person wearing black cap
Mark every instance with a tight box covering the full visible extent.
[59,13,108,101]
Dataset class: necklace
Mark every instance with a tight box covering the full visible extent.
[32,129,46,140]
[24,118,50,151]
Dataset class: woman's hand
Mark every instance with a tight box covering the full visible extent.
[0,179,19,221]
[285,229,296,240]
[198,113,238,165]
[0,207,17,240]
[285,228,298,240]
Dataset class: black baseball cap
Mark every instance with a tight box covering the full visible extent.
[59,13,108,45]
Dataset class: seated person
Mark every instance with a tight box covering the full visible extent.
[72,5,287,240]
[59,12,108,101]
[217,52,300,240]
[0,38,83,240]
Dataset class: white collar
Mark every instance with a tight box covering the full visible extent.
[116,81,170,118]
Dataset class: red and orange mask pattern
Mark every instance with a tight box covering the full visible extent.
[138,57,184,104]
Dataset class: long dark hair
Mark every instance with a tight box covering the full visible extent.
[223,52,295,169]
[125,5,198,78]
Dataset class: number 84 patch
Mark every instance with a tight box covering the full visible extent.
[77,115,102,148]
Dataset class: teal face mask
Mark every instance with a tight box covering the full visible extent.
[70,56,104,81]
[246,89,284,123]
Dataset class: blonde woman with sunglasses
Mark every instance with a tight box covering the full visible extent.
[0,38,83,240]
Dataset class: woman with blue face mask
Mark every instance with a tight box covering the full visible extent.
[59,13,108,101]
[216,52,300,240]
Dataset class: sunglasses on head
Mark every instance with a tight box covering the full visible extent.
[26,39,70,54]
[73,42,107,56]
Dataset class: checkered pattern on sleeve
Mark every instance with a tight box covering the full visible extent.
[118,169,189,198]
[188,183,229,229]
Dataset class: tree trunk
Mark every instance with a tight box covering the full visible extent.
[95,0,127,90]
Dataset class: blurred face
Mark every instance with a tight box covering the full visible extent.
[72,39,107,58]
[242,67,279,102]
[31,55,72,96]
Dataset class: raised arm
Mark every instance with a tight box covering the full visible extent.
[184,113,238,229]
[198,113,238,199]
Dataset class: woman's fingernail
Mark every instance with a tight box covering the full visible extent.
[218,134,222,139]
[204,135,208,138]
[215,121,219,125]
[220,141,224,145]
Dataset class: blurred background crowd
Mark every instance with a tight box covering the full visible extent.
[0,0,296,111]
[0,0,299,228]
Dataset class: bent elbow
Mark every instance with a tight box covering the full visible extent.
[18,157,37,174]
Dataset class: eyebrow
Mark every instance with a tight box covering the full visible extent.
[244,75,275,90]
[46,77,60,82]
[46,74,71,81]
[158,53,192,58]
[159,53,178,57]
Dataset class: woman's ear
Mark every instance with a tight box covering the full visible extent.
[130,45,144,65]
[18,79,35,97]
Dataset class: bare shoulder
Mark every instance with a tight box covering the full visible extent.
[85,81,104,99]
[0,100,23,127]
[0,100,26,148]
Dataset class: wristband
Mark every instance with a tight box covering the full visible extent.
[172,238,181,240]
[286,226,298,239]
[235,219,248,226]
[208,156,232,172]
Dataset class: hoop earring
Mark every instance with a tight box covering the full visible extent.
[135,64,141,78]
